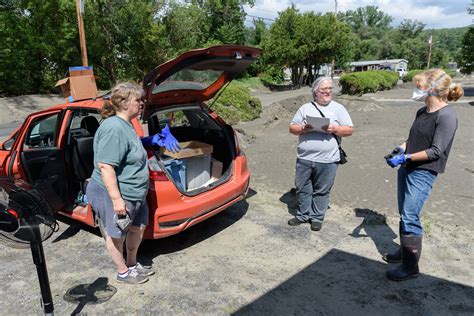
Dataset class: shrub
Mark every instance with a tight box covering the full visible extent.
[339,70,399,95]
[404,69,457,84]
[403,69,424,82]
[443,68,457,78]
[210,82,262,125]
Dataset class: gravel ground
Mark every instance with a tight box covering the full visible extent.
[0,77,473,315]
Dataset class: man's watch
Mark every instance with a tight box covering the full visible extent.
[405,154,412,162]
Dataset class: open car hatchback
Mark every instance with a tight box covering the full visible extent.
[0,45,262,239]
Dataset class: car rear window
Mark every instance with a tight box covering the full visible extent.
[152,69,221,94]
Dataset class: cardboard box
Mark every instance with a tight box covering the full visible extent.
[55,66,98,102]
[211,158,223,179]
[161,141,213,159]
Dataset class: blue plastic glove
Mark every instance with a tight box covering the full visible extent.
[386,154,411,168]
[141,133,165,148]
[161,124,181,153]
[383,146,405,160]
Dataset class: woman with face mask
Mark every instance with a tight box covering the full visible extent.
[383,69,464,281]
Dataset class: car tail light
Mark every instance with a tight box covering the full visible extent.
[148,156,169,181]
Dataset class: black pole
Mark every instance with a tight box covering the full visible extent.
[30,227,54,315]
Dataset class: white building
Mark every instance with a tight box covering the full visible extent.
[350,59,408,72]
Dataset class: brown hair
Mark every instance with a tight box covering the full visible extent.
[413,69,464,102]
[100,82,144,119]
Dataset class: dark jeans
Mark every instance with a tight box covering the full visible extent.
[397,167,437,236]
[294,158,338,223]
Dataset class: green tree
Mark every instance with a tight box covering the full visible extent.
[162,2,210,55]
[85,0,168,88]
[262,6,302,85]
[191,0,254,44]
[340,5,393,39]
[263,8,352,86]
[397,19,425,38]
[247,18,267,46]
[459,26,474,73]
[297,12,352,84]
[0,0,79,95]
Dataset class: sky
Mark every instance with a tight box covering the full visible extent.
[244,0,473,29]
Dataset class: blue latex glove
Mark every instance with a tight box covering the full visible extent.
[161,124,181,153]
[386,154,411,168]
[141,133,165,148]
[383,146,405,160]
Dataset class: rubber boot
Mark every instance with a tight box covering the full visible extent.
[382,248,402,263]
[386,235,422,281]
[382,223,402,263]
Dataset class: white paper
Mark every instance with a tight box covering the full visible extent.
[305,115,329,132]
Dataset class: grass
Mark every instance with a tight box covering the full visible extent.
[234,77,265,90]
[422,214,433,235]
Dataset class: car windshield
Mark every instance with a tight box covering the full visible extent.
[152,69,221,94]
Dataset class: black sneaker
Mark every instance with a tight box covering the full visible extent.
[310,221,322,231]
[288,217,305,226]
[116,269,149,284]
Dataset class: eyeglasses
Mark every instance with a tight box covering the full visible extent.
[318,87,333,92]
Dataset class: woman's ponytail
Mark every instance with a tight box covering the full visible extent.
[99,99,117,119]
[447,84,464,102]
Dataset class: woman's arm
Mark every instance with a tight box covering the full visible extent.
[98,162,126,215]
[289,123,312,135]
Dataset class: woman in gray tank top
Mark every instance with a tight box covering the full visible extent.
[383,69,464,281]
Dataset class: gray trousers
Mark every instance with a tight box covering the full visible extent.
[294,158,338,223]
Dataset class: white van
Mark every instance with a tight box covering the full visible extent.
[396,68,407,78]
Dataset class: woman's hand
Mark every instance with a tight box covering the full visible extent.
[322,124,338,134]
[112,197,127,216]
[301,123,313,134]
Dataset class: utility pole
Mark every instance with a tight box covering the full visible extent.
[427,35,432,69]
[331,0,338,78]
[76,0,88,66]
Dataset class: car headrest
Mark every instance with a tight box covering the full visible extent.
[80,116,99,136]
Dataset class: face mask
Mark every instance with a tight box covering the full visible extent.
[411,88,429,102]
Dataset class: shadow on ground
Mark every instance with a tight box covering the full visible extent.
[52,214,102,243]
[64,277,117,315]
[138,197,251,263]
[279,189,297,216]
[233,249,474,315]
[350,207,398,255]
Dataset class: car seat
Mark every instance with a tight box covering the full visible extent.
[80,116,99,136]
[72,116,99,183]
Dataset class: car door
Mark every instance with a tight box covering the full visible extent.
[11,110,68,212]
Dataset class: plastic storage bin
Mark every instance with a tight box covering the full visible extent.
[185,154,211,190]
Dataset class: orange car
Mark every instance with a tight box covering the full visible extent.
[0,45,262,239]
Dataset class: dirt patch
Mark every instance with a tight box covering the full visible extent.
[0,94,65,124]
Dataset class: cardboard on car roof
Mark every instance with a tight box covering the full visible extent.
[55,66,98,102]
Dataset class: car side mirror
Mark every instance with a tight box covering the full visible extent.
[2,138,15,151]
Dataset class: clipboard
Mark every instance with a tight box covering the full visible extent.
[305,115,329,132]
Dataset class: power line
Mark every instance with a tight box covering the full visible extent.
[246,14,275,21]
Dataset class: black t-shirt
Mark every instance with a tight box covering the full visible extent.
[406,106,458,174]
